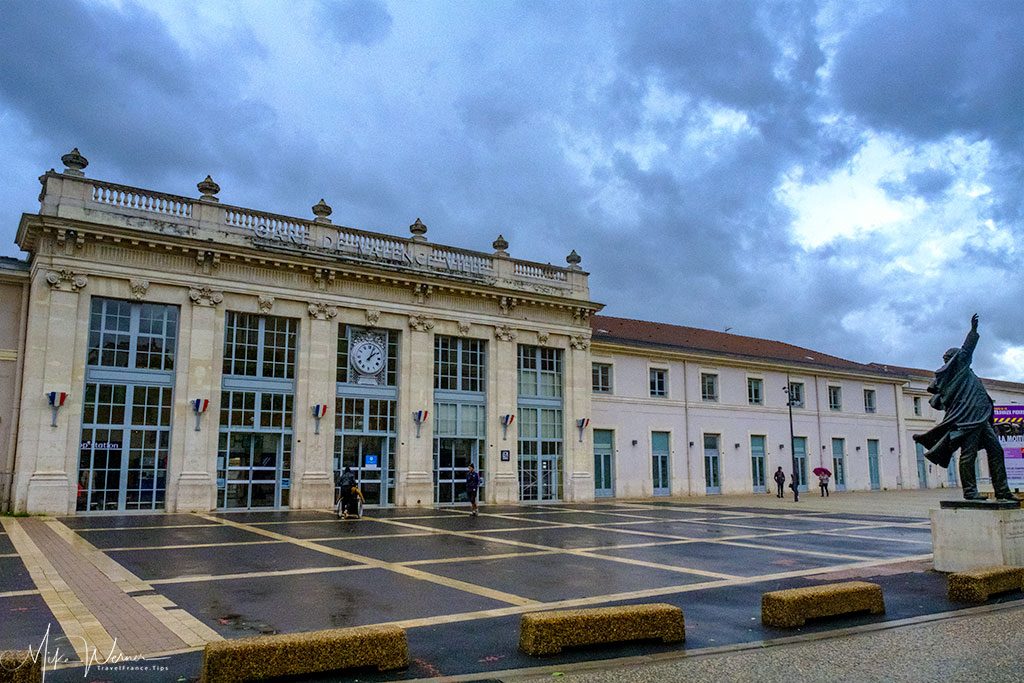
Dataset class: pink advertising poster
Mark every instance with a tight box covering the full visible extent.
[994,406,1024,487]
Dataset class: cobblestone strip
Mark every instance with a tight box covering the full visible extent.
[1,517,116,661]
[42,519,223,649]
[18,518,188,657]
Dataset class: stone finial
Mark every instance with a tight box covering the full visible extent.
[409,218,428,242]
[492,234,509,256]
[312,198,333,224]
[197,175,221,202]
[61,148,88,177]
[566,249,582,270]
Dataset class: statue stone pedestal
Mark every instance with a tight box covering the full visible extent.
[931,500,1024,572]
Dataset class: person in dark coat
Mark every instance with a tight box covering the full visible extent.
[337,467,358,518]
[773,467,786,498]
[465,463,481,516]
[913,314,1015,501]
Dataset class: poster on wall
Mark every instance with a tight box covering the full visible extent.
[994,405,1024,488]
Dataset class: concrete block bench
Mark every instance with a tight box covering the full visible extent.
[948,565,1024,603]
[762,581,885,628]
[519,603,685,656]
[200,625,408,683]
[0,650,42,683]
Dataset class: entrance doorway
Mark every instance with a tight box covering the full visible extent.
[652,432,671,496]
[704,434,721,494]
[220,433,287,509]
[793,436,808,491]
[867,439,881,490]
[751,435,767,493]
[593,429,614,497]
[916,442,928,488]
[338,435,392,506]
[435,437,483,504]
[832,438,847,491]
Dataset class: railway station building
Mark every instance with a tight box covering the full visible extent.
[0,150,1021,514]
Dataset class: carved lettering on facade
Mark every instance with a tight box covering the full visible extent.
[257,295,275,314]
[45,269,88,292]
[366,308,381,326]
[570,334,591,350]
[308,301,338,320]
[495,325,517,342]
[129,279,150,300]
[410,314,435,332]
[189,286,224,307]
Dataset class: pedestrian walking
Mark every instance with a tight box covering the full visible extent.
[773,467,786,498]
[336,466,358,519]
[818,472,830,497]
[789,472,800,502]
[466,463,481,516]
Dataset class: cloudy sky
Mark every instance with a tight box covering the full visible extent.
[1,0,1022,380]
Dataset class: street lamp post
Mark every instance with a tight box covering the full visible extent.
[785,381,799,502]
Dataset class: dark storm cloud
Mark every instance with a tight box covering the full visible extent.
[318,0,393,47]
[0,0,273,184]
[832,1,1024,150]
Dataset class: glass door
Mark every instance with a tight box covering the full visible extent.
[222,433,283,509]
[916,442,928,488]
[751,435,767,493]
[435,437,482,504]
[704,434,721,494]
[593,429,614,497]
[867,440,881,490]
[832,438,847,491]
[341,435,390,506]
[793,436,808,491]
[652,432,671,496]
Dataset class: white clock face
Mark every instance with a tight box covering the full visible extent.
[352,340,385,374]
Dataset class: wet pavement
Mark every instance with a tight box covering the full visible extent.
[1,493,1021,681]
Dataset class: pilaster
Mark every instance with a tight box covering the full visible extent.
[488,328,520,504]
[396,315,434,506]
[564,337,595,502]
[295,306,337,509]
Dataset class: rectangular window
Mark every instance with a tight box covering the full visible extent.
[913,396,922,416]
[747,377,763,405]
[649,368,668,397]
[700,372,718,402]
[223,312,297,379]
[592,363,613,394]
[788,382,804,408]
[434,336,486,393]
[828,385,842,411]
[864,388,876,413]
[88,298,178,371]
[518,345,563,398]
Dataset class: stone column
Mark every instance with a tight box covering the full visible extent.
[488,325,520,504]
[564,334,595,502]
[396,314,434,506]
[174,286,224,511]
[20,269,89,513]
[295,302,337,509]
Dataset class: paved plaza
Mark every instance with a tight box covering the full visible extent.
[1,490,1021,681]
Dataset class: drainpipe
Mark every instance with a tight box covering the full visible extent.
[892,381,906,488]
[682,359,692,497]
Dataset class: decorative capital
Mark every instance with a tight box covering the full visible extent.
[413,283,433,304]
[570,334,591,350]
[566,249,582,270]
[409,217,428,242]
[366,308,381,326]
[61,148,88,177]
[499,296,519,315]
[312,198,333,224]
[573,307,591,325]
[409,314,435,332]
[537,330,550,346]
[189,286,224,306]
[495,325,518,342]
[313,268,335,291]
[197,175,221,202]
[129,279,150,300]
[308,301,338,320]
[457,320,472,336]
[45,269,88,292]
[492,234,509,256]
[257,295,274,314]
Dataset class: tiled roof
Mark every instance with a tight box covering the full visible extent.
[868,362,1024,393]
[590,315,884,375]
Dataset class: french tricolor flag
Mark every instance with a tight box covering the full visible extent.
[47,391,67,407]
[312,404,329,419]
[413,410,429,424]
[576,418,590,429]
[192,398,209,414]
[501,414,515,427]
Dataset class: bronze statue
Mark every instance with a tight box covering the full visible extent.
[913,314,1015,501]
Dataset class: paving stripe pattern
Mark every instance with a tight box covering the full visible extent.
[8,518,221,658]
